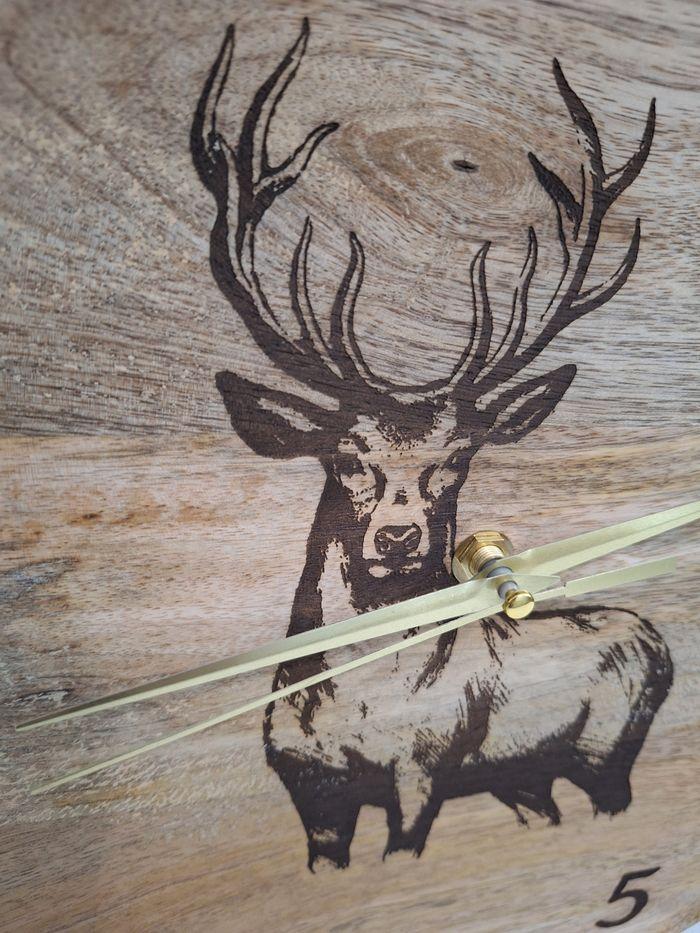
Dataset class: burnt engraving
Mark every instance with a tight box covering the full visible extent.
[191,21,672,869]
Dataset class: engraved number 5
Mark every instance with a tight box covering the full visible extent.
[596,867,661,928]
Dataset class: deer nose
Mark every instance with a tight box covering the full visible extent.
[374,524,422,558]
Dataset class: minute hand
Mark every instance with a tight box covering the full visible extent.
[487,499,700,578]
[30,555,675,795]
[16,572,560,732]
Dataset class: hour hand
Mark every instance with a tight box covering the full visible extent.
[30,553,676,795]
[487,498,700,578]
[452,498,700,615]
[16,570,560,732]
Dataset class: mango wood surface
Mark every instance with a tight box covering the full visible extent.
[2,1,699,931]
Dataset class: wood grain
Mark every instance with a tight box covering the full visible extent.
[1,0,699,930]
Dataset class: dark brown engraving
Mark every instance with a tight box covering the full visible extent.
[596,867,661,927]
[191,21,672,870]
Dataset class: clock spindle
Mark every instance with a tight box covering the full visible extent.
[453,531,536,619]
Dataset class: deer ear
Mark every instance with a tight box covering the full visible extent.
[485,364,576,445]
[215,371,345,459]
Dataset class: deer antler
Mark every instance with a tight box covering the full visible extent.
[192,20,416,402]
[446,60,655,412]
[194,30,654,430]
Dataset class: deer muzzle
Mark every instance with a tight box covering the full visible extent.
[374,524,422,559]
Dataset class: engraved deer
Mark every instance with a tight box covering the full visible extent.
[192,21,672,870]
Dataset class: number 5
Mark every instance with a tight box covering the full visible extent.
[596,867,661,928]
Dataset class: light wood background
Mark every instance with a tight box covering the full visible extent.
[1,0,699,930]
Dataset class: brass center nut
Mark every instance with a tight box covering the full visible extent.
[452,530,514,583]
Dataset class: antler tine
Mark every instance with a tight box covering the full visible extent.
[289,220,405,392]
[289,217,343,379]
[570,218,641,316]
[192,23,296,356]
[435,241,497,394]
[246,18,312,187]
[487,226,538,368]
[236,19,339,242]
[605,99,656,202]
[233,20,339,329]
[466,242,495,376]
[330,231,391,386]
[191,24,235,194]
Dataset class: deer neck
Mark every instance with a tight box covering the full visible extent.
[288,473,455,637]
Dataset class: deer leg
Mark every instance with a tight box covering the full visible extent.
[265,693,361,869]
[383,764,439,858]
[489,768,561,826]
[568,759,632,815]
[445,750,562,826]
[267,723,399,870]
[388,795,443,857]
[269,749,361,870]
[303,796,361,871]
[566,608,673,816]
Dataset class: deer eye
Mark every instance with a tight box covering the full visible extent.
[370,465,386,501]
[419,452,467,501]
[336,454,366,478]
[418,463,439,500]
[443,451,464,472]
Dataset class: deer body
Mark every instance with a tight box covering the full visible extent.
[262,464,671,868]
[192,21,672,870]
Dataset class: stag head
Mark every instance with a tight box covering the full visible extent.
[192,21,654,585]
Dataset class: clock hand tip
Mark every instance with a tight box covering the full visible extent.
[16,717,48,733]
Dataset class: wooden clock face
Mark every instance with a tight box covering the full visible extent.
[3,2,699,931]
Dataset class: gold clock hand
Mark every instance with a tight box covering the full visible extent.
[30,555,675,795]
[451,498,700,618]
[16,571,561,732]
[18,498,699,735]
[478,498,700,579]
